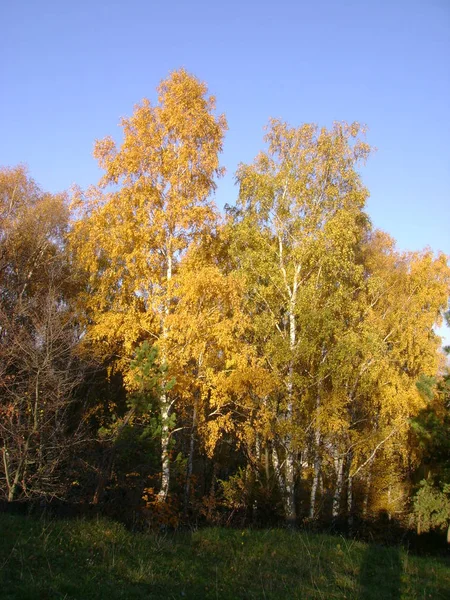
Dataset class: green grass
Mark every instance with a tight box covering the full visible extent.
[0,514,448,599]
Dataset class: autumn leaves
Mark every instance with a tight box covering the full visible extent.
[2,69,448,523]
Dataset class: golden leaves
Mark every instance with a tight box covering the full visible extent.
[65,69,450,516]
[70,70,227,370]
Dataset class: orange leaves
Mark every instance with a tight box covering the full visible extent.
[141,486,180,528]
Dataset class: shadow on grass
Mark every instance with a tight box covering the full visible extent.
[359,543,402,600]
[3,514,449,600]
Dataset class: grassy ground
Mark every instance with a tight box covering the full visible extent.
[0,514,448,599]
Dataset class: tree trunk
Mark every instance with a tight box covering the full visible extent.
[7,438,30,502]
[272,445,285,500]
[347,476,353,529]
[8,461,23,502]
[273,443,296,524]
[92,448,115,505]
[284,449,296,525]
[7,472,19,502]
[272,445,283,491]
[309,390,322,520]
[93,409,134,504]
[309,452,322,520]
[387,485,392,521]
[158,396,171,501]
[157,250,173,502]
[265,444,270,483]
[184,402,197,513]
[282,301,297,525]
[347,450,354,531]
[332,452,344,520]
[252,434,262,522]
[255,432,261,463]
[362,459,373,519]
[2,447,12,501]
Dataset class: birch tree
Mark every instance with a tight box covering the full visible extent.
[230,120,371,522]
[71,69,227,500]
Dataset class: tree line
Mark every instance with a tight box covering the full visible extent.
[1,69,449,537]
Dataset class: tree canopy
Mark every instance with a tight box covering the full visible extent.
[1,70,449,540]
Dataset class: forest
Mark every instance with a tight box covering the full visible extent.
[1,69,449,540]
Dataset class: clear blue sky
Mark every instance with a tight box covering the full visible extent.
[2,0,449,339]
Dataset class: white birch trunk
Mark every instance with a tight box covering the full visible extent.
[347,451,354,530]
[309,391,322,520]
[332,452,344,520]
[309,450,321,520]
[184,402,197,512]
[283,300,297,524]
[387,485,392,521]
[347,475,353,530]
[276,232,299,524]
[157,250,172,501]
[362,459,373,518]
[272,445,283,492]
[284,451,296,523]
[158,397,171,501]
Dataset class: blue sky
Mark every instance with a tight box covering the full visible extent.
[2,0,449,340]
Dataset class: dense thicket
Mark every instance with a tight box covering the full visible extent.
[0,166,89,500]
[1,70,449,538]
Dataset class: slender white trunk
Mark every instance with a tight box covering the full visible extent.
[157,250,172,501]
[158,398,170,501]
[332,452,344,519]
[265,445,270,483]
[255,432,261,463]
[362,459,373,518]
[283,301,297,523]
[309,452,321,520]
[184,402,197,511]
[262,398,270,482]
[347,475,353,529]
[347,451,354,530]
[277,235,299,524]
[272,445,282,490]
[387,485,392,521]
[309,391,322,520]
[252,434,262,522]
[273,444,295,522]
[284,451,296,523]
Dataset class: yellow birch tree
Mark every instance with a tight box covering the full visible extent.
[70,69,227,499]
[229,120,372,522]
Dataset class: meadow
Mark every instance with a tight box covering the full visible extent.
[0,514,448,599]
